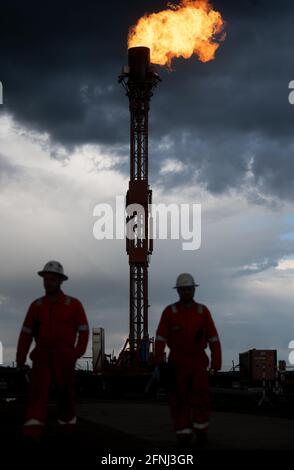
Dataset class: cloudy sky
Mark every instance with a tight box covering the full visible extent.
[1,0,294,370]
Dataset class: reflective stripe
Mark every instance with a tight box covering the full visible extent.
[193,421,209,430]
[57,416,77,425]
[22,326,33,334]
[155,335,166,342]
[171,304,177,314]
[176,428,193,435]
[209,336,219,343]
[78,324,89,332]
[197,304,203,314]
[64,296,72,306]
[24,419,44,426]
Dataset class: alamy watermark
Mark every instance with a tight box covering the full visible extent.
[288,340,294,365]
[288,81,294,105]
[93,196,201,251]
[0,81,3,104]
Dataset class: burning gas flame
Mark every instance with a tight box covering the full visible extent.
[128,0,225,67]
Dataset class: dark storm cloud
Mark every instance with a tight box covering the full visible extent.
[0,0,167,147]
[1,0,294,199]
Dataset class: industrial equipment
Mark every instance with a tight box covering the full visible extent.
[118,47,161,365]
[92,328,105,374]
[239,349,277,382]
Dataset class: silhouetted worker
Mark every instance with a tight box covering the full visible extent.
[16,261,89,442]
[154,273,222,447]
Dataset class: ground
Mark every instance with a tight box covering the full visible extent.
[1,398,293,467]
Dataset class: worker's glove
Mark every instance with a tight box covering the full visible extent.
[153,365,161,382]
[72,350,79,362]
[210,358,221,372]
[153,356,165,367]
[16,364,30,385]
[16,363,29,372]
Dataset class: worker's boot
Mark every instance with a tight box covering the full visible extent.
[23,421,43,445]
[194,429,208,447]
[176,431,193,448]
[57,415,77,446]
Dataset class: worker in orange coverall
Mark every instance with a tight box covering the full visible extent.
[154,273,222,447]
[16,261,89,442]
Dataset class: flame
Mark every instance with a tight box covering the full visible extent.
[128,0,225,67]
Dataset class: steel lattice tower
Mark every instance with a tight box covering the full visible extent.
[119,47,160,363]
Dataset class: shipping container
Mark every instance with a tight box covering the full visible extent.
[239,349,277,382]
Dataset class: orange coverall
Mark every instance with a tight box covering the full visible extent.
[16,291,89,439]
[155,300,221,434]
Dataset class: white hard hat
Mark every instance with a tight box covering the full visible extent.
[38,261,68,280]
[173,273,199,289]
